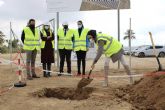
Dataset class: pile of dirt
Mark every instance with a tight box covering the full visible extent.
[77,78,93,88]
[115,73,165,110]
[32,87,95,100]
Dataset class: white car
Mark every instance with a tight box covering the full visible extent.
[134,45,165,57]
[131,46,146,55]
[124,46,146,55]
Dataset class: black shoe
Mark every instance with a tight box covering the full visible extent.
[58,74,62,76]
[58,72,62,76]
[76,73,81,76]
[32,74,40,78]
[67,72,72,76]
[48,74,52,77]
[47,72,52,77]
[43,73,48,77]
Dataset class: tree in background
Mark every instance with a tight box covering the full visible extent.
[124,29,135,40]
[0,30,20,53]
[12,39,19,48]
[0,30,8,53]
[0,30,5,46]
[6,39,20,53]
[124,29,136,54]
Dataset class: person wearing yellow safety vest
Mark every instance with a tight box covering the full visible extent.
[40,25,55,77]
[87,30,133,87]
[57,22,74,75]
[21,19,40,80]
[74,20,90,76]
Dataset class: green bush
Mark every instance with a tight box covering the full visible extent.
[0,46,8,53]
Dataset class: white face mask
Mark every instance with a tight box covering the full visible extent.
[90,39,93,43]
[78,24,82,29]
[45,26,49,30]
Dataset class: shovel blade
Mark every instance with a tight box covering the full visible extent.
[77,78,93,88]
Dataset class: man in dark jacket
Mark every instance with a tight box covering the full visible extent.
[21,19,40,80]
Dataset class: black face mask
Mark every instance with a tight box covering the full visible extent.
[63,25,68,29]
[29,24,35,28]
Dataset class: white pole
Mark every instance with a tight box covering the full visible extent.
[56,12,60,69]
[10,22,13,72]
[53,18,56,67]
[129,18,132,69]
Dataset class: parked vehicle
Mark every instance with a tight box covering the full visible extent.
[132,45,150,56]
[124,49,129,55]
[134,45,165,57]
[124,46,146,55]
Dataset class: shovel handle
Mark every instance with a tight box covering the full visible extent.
[149,32,157,56]
[87,68,93,79]
[149,32,162,71]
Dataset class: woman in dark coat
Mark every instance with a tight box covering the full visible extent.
[40,25,55,77]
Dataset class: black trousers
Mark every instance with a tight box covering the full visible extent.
[76,50,87,75]
[59,49,72,73]
[43,63,51,75]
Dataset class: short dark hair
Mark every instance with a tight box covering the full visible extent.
[88,30,97,38]
[28,19,35,24]
[77,20,83,24]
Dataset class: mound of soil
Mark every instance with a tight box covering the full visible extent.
[115,73,165,110]
[32,87,95,100]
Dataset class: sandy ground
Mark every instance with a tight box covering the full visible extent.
[0,54,165,110]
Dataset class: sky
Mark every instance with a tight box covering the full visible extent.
[0,0,165,47]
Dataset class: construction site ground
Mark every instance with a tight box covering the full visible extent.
[0,53,165,110]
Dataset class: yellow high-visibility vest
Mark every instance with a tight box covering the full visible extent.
[74,28,89,51]
[23,27,40,50]
[97,33,122,57]
[57,28,73,50]
[41,29,54,49]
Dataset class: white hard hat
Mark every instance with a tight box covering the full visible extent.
[62,22,68,25]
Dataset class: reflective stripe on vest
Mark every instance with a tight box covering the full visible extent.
[57,29,73,49]
[41,30,54,49]
[74,28,89,51]
[23,27,40,50]
[97,34,122,57]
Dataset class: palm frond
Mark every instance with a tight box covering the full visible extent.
[123,36,129,40]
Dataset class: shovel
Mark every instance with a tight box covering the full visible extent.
[149,32,163,71]
[77,68,93,88]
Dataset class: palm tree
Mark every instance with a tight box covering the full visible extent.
[124,29,136,54]
[124,29,135,40]
[124,29,135,68]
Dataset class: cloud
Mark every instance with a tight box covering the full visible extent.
[0,0,165,47]
[0,0,48,20]
[0,0,4,7]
